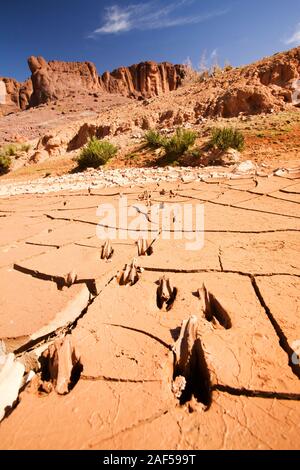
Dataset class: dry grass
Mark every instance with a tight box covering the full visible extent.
[1,156,75,181]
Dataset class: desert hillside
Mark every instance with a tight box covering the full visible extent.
[0,47,300,178]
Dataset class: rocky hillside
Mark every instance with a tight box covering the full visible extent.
[197,46,300,117]
[1,47,300,173]
[1,47,300,118]
[0,56,186,114]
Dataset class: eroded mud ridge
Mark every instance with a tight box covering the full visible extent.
[0,173,300,449]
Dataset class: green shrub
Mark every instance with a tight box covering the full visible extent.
[0,143,30,159]
[164,128,197,158]
[76,137,118,170]
[145,128,197,163]
[4,144,18,156]
[188,148,202,159]
[144,130,167,148]
[0,154,12,175]
[209,127,245,152]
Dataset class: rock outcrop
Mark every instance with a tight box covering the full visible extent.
[256,48,300,88]
[0,57,186,114]
[28,56,100,107]
[204,47,300,117]
[100,61,185,99]
[208,85,283,118]
[0,78,32,114]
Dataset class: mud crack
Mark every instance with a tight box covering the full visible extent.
[214,384,300,401]
[251,277,300,380]
[13,263,98,295]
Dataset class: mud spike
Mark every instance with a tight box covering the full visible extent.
[118,258,141,286]
[141,239,148,255]
[137,238,153,256]
[65,270,77,288]
[41,337,82,395]
[160,277,172,302]
[157,276,177,310]
[172,316,211,408]
[197,284,232,330]
[101,240,114,260]
[120,264,131,286]
[173,316,199,376]
[129,262,139,286]
[198,284,213,322]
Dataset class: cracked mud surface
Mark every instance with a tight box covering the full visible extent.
[0,174,300,449]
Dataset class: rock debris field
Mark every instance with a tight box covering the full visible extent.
[0,167,300,450]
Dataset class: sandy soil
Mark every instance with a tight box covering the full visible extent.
[0,171,299,450]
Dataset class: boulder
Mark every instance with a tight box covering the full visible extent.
[220,148,241,166]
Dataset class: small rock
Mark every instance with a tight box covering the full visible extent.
[234,160,256,174]
[0,352,25,421]
[221,148,241,165]
[274,169,287,177]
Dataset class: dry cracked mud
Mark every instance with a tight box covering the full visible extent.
[0,173,300,449]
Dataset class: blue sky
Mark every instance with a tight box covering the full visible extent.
[1,0,300,81]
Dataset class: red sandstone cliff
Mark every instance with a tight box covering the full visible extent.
[28,56,100,107]
[100,61,185,98]
[0,57,185,114]
[27,56,186,107]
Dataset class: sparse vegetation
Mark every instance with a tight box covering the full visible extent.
[76,137,118,170]
[125,152,140,161]
[163,128,197,158]
[0,144,19,174]
[187,148,202,159]
[209,127,245,152]
[144,130,167,148]
[145,128,197,162]
[20,144,31,152]
[0,143,31,163]
[4,144,18,157]
[182,54,236,85]
[210,64,223,77]
[0,154,12,175]
[224,62,233,72]
[182,57,201,85]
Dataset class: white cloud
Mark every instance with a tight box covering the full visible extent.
[285,23,300,46]
[90,1,229,36]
